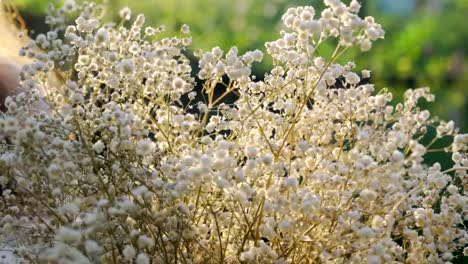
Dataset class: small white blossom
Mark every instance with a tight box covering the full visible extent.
[358,226,375,238]
[123,245,136,259]
[84,240,102,255]
[390,150,404,163]
[375,95,387,107]
[93,140,105,153]
[137,235,155,249]
[63,0,77,12]
[95,28,109,46]
[244,146,258,158]
[360,189,377,201]
[119,7,132,20]
[362,70,371,78]
[56,227,81,243]
[136,139,155,156]
[345,72,360,85]
[181,24,190,34]
[118,59,135,75]
[172,77,186,90]
[136,253,150,264]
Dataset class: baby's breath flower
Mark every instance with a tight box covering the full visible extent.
[95,27,109,46]
[63,0,77,12]
[136,139,155,156]
[244,145,258,158]
[55,227,81,243]
[367,255,382,264]
[136,253,150,264]
[118,59,135,75]
[123,245,136,260]
[349,0,361,13]
[360,188,377,201]
[1,1,466,263]
[360,39,372,51]
[77,55,90,65]
[181,24,190,34]
[374,95,387,107]
[137,235,155,249]
[93,140,105,153]
[390,150,404,163]
[134,14,146,28]
[47,163,62,180]
[84,240,102,255]
[345,72,360,85]
[358,226,375,238]
[362,69,371,78]
[145,26,157,36]
[172,77,185,90]
[119,7,132,20]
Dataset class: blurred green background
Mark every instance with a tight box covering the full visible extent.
[10,0,468,132]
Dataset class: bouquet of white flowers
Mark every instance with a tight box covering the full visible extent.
[0,0,466,263]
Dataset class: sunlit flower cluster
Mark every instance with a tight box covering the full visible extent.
[0,0,466,263]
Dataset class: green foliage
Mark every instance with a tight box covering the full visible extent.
[358,0,468,131]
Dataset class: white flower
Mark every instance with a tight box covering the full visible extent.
[137,235,155,249]
[367,255,382,264]
[172,77,186,90]
[261,154,274,165]
[278,219,293,232]
[123,245,136,260]
[366,27,384,41]
[244,146,258,158]
[56,227,81,243]
[360,39,372,51]
[188,91,197,100]
[375,95,387,107]
[118,59,135,75]
[2,117,19,133]
[95,28,109,46]
[304,20,322,35]
[97,199,109,207]
[260,225,276,240]
[349,0,361,13]
[390,150,404,163]
[345,72,360,85]
[360,188,377,201]
[63,0,77,12]
[358,226,375,238]
[371,216,385,229]
[252,49,263,61]
[134,14,146,28]
[135,139,155,156]
[361,70,371,78]
[136,253,150,264]
[284,177,299,188]
[93,140,105,153]
[240,251,255,261]
[84,240,102,254]
[301,195,320,211]
[119,7,132,20]
[181,24,190,34]
[47,163,62,180]
[145,26,157,36]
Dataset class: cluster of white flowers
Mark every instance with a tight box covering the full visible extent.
[0,0,466,263]
[267,0,383,68]
[198,46,263,83]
